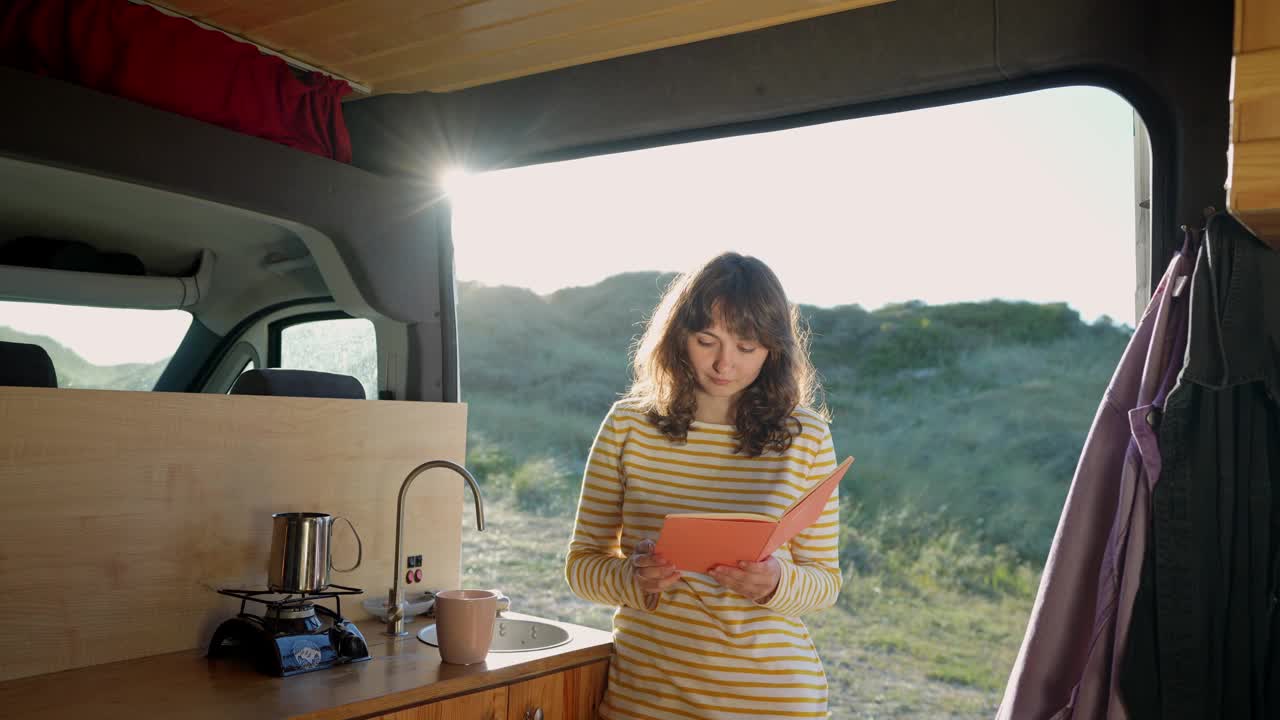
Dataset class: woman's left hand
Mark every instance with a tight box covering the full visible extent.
[710,557,781,603]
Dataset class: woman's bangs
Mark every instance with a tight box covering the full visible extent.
[687,286,768,346]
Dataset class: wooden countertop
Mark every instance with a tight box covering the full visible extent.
[0,613,613,720]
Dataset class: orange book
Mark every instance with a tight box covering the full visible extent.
[653,456,854,573]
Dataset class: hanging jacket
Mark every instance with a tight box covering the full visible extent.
[1120,213,1280,719]
[996,235,1196,720]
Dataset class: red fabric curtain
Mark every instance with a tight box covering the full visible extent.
[1,0,352,163]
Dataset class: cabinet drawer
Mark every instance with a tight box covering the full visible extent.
[376,686,508,720]
[370,659,609,720]
[507,660,609,720]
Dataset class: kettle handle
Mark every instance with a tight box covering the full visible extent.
[330,516,363,573]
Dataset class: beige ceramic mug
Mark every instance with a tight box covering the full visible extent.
[434,589,498,665]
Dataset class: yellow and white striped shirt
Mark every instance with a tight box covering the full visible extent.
[565,402,842,719]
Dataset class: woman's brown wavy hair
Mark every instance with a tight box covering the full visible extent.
[621,252,827,457]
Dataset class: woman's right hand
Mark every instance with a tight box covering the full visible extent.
[631,539,681,594]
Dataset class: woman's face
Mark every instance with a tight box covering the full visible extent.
[685,317,770,403]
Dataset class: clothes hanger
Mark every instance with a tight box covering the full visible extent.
[1171,207,1215,298]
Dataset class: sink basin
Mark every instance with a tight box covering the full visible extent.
[417,618,571,653]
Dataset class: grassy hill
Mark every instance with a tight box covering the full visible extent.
[458,272,1130,579]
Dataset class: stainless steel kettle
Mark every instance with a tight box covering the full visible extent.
[267,512,363,593]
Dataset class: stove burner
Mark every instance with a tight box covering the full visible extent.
[266,604,316,620]
[208,584,370,676]
[264,604,320,634]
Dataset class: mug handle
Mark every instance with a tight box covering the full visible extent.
[330,516,363,573]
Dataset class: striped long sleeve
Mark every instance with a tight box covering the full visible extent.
[567,403,844,719]
[759,425,842,616]
[565,410,653,611]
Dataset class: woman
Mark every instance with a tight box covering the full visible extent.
[565,252,842,719]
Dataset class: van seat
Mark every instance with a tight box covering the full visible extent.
[0,341,57,388]
[228,369,365,399]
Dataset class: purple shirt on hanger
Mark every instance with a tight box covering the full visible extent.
[996,241,1194,720]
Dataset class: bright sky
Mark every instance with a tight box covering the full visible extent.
[449,85,1140,325]
[0,301,191,366]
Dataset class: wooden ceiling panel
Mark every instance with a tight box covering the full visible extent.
[341,0,693,83]
[377,0,894,93]
[194,0,353,34]
[149,0,892,94]
[253,0,577,67]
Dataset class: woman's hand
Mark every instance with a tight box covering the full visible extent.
[711,557,781,603]
[630,539,682,594]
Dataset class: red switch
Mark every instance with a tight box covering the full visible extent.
[405,570,414,584]
[413,569,422,583]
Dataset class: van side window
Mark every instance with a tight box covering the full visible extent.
[277,317,377,399]
[0,300,190,390]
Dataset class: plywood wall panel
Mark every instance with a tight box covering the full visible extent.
[0,388,470,682]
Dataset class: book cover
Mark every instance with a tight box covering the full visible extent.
[653,456,854,573]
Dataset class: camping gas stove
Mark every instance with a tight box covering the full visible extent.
[207,584,371,676]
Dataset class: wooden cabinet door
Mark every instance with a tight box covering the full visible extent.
[564,660,609,719]
[507,670,565,720]
[507,660,609,720]
[377,686,508,720]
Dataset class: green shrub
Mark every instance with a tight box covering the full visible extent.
[511,458,577,517]
[467,438,517,479]
[840,504,1037,602]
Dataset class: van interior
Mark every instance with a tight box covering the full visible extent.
[0,1,1275,718]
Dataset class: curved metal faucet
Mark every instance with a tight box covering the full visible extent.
[386,459,485,636]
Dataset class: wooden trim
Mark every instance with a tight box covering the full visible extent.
[1237,0,1280,53]
[1233,47,1280,102]
[1228,137,1280,248]
[1228,0,1280,248]
[1229,137,1280,209]
[1233,93,1280,143]
[1235,0,1245,53]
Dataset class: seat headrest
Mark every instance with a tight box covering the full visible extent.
[0,341,57,388]
[229,369,365,399]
